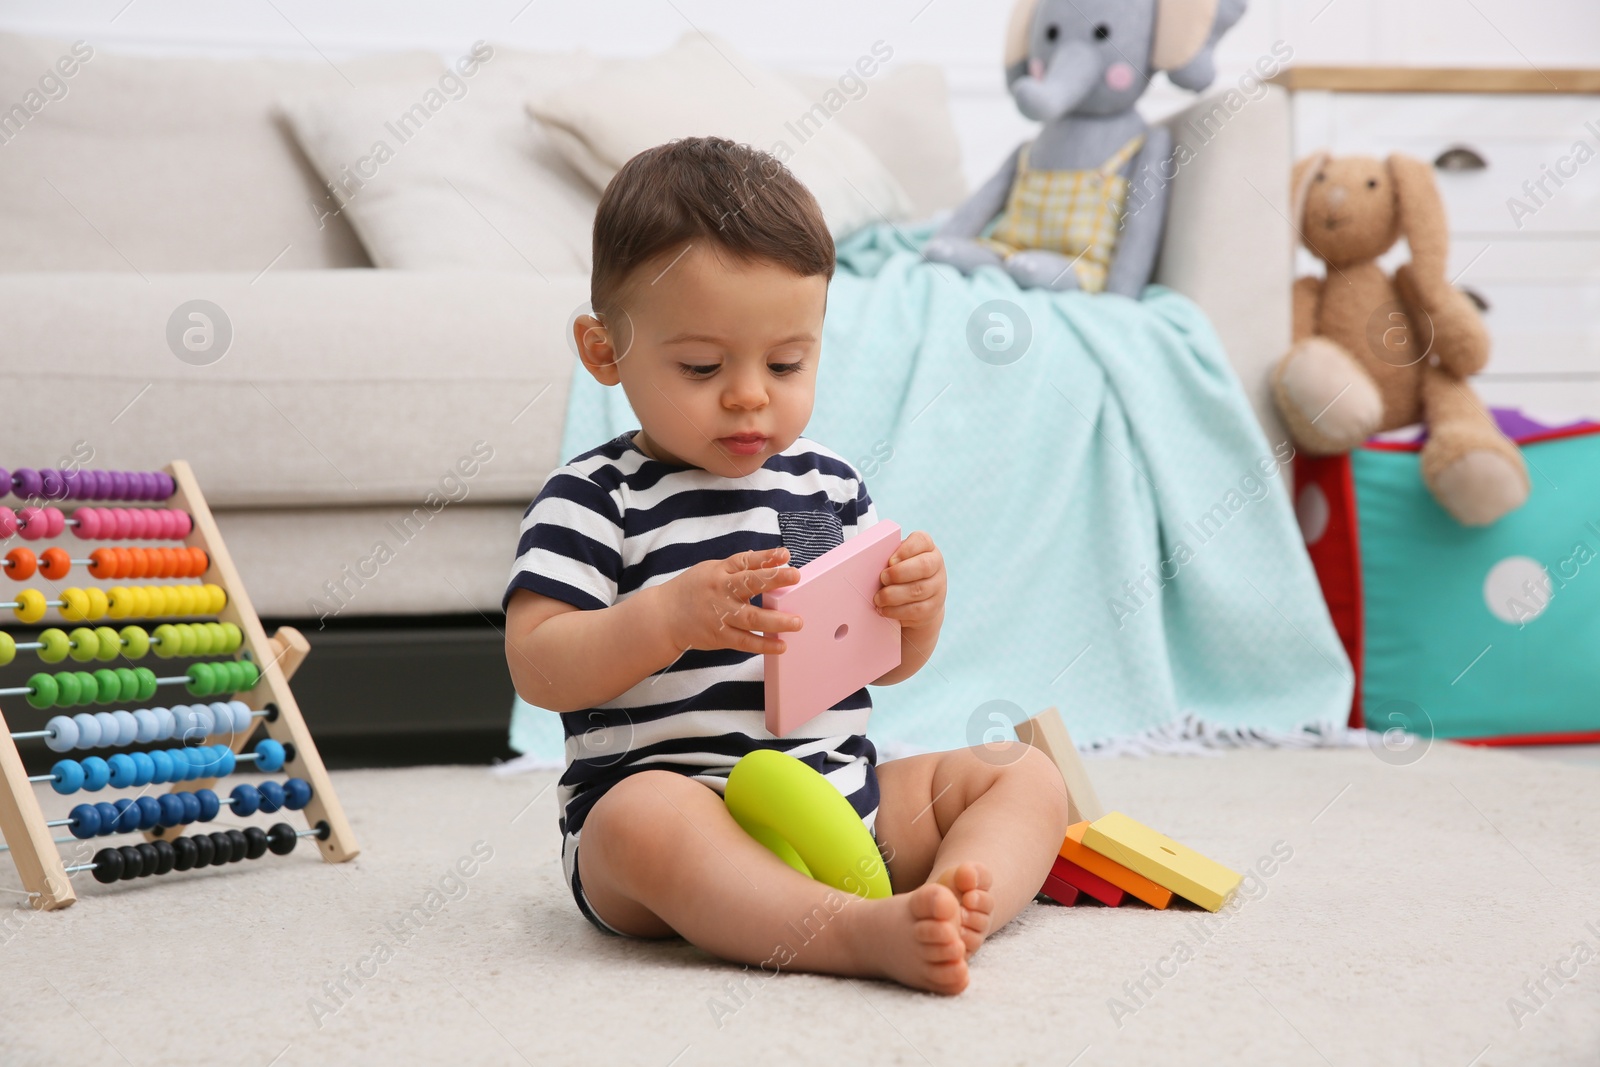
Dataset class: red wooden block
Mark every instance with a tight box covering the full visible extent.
[1049,854,1127,907]
[1039,873,1080,906]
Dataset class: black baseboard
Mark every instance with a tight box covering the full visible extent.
[261,611,519,768]
[315,727,518,770]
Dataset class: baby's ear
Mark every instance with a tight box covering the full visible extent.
[574,314,623,385]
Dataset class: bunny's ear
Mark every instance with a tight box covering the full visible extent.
[1004,0,1042,78]
[1291,150,1329,231]
[1387,153,1449,279]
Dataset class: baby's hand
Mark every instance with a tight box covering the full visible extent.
[874,530,946,631]
[660,546,804,655]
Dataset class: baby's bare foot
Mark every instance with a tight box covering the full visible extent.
[931,861,996,959]
[844,882,969,995]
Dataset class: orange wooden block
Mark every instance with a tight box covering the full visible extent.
[1060,821,1173,909]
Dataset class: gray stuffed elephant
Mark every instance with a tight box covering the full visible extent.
[924,0,1246,297]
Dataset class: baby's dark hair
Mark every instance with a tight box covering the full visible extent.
[590,136,834,325]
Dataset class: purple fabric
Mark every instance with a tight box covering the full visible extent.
[1491,407,1599,441]
[1384,407,1600,446]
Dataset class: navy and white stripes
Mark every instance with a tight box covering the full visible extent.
[505,431,884,852]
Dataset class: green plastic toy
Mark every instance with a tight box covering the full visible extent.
[724,749,892,899]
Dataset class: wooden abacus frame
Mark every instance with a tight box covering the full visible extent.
[0,460,358,910]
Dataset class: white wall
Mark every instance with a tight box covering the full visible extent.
[2,0,1595,191]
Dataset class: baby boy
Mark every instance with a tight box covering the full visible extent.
[504,136,1071,995]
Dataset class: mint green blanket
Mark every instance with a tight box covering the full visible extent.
[510,220,1351,758]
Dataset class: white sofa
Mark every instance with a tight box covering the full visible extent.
[0,30,1291,747]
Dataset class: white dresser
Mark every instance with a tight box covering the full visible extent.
[1276,67,1600,422]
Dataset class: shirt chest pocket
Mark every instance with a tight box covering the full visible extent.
[777,509,843,568]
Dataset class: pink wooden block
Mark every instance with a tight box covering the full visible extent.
[762,520,903,737]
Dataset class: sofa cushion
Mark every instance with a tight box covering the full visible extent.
[526,31,916,239]
[277,45,605,275]
[216,502,523,618]
[0,269,585,509]
[0,32,439,273]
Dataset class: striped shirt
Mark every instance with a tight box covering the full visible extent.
[504,431,883,849]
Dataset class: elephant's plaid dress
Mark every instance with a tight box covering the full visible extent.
[975,133,1145,293]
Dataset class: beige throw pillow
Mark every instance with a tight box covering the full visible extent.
[278,45,605,276]
[526,32,916,239]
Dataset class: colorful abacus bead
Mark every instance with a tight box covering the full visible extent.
[284,777,313,809]
[125,779,313,826]
[56,469,174,503]
[25,672,57,709]
[69,627,97,661]
[0,467,171,502]
[12,506,66,541]
[38,625,105,664]
[47,755,110,794]
[38,700,253,752]
[87,823,299,883]
[230,783,262,816]
[4,547,36,580]
[103,583,225,620]
[38,547,72,581]
[34,469,179,503]
[253,739,287,772]
[13,470,42,498]
[186,657,259,696]
[69,506,192,541]
[20,664,159,709]
[38,469,66,500]
[64,787,248,839]
[119,625,151,658]
[87,546,208,581]
[12,589,46,625]
[256,780,285,813]
[36,629,72,663]
[46,740,287,796]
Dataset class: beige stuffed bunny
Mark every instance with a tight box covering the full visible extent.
[1271,151,1529,526]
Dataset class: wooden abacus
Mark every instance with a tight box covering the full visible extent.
[0,461,357,910]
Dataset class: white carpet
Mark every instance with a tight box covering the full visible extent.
[2,743,1597,1066]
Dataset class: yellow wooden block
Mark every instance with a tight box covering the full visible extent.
[1080,811,1242,912]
